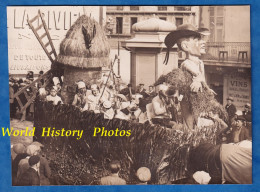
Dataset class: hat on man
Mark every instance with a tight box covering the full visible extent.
[236,115,246,121]
[164,24,201,65]
[197,28,211,36]
[28,155,40,166]
[103,100,112,109]
[13,143,26,154]
[227,96,234,101]
[77,81,86,89]
[136,167,151,182]
[245,103,251,108]
[26,144,41,156]
[91,84,98,91]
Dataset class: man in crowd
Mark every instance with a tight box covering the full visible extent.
[148,85,156,97]
[72,81,89,110]
[100,160,126,185]
[16,155,41,186]
[225,96,237,125]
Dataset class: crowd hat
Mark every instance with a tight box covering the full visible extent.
[136,167,151,182]
[103,100,112,109]
[192,171,211,184]
[164,24,202,65]
[26,144,41,156]
[91,84,98,91]
[77,81,86,89]
[227,96,234,101]
[13,143,26,154]
[28,155,40,166]
[236,115,246,121]
[245,103,251,108]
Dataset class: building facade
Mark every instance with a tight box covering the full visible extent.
[199,6,251,110]
[106,6,200,84]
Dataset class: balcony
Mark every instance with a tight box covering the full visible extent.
[202,42,251,67]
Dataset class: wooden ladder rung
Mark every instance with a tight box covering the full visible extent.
[40,33,47,40]
[30,14,40,23]
[35,24,43,31]
[44,42,50,47]
[49,50,54,55]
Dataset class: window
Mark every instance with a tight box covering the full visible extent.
[130,6,139,11]
[174,6,191,11]
[130,17,138,33]
[116,17,123,34]
[159,17,167,21]
[117,6,123,11]
[175,18,183,27]
[208,6,224,42]
[158,6,167,11]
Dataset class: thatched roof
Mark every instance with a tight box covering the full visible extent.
[57,15,110,69]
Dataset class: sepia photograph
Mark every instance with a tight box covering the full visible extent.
[7,5,252,186]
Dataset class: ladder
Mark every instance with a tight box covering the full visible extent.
[13,71,53,113]
[27,10,57,63]
[11,10,58,114]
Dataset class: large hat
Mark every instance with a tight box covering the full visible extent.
[136,167,151,182]
[164,24,208,64]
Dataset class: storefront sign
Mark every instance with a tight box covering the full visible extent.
[226,74,251,110]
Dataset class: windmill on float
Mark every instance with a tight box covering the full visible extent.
[13,10,113,111]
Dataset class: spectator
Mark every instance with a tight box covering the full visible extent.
[136,167,151,184]
[16,155,40,186]
[243,103,252,122]
[225,97,237,125]
[87,84,102,112]
[148,85,156,97]
[100,160,126,185]
[101,100,115,120]
[46,86,63,105]
[17,144,40,179]
[72,81,89,110]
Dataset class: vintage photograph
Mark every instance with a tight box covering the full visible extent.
[8,5,251,185]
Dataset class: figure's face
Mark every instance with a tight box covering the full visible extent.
[235,119,243,127]
[149,87,153,92]
[92,90,98,96]
[181,36,201,57]
[199,37,207,54]
[227,100,232,105]
[50,89,57,97]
